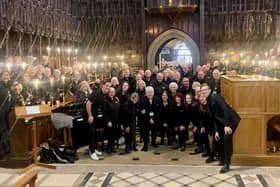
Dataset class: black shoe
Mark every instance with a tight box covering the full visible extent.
[205,156,214,163]
[189,149,203,155]
[141,146,148,152]
[111,148,116,153]
[151,144,158,148]
[106,149,112,155]
[202,152,209,157]
[172,142,179,149]
[180,146,186,152]
[125,147,131,153]
[133,147,138,151]
[220,164,230,173]
[218,161,224,166]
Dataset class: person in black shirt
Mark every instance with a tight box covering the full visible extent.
[198,95,216,163]
[178,77,193,96]
[159,90,174,145]
[110,77,121,94]
[173,93,188,151]
[139,86,161,151]
[209,69,221,94]
[86,81,111,160]
[124,92,140,153]
[120,69,135,93]
[153,73,168,98]
[144,70,154,87]
[0,70,12,160]
[135,80,146,142]
[199,83,240,173]
[104,87,120,154]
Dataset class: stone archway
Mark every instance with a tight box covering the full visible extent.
[147,29,200,71]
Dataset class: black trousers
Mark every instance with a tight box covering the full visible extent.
[106,125,116,149]
[88,123,97,153]
[142,123,158,147]
[159,123,173,144]
[88,118,104,153]
[124,126,132,148]
[216,128,235,165]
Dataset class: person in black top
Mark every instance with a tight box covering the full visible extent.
[209,69,221,94]
[86,81,111,160]
[198,95,217,163]
[104,87,120,154]
[117,81,131,147]
[135,79,146,142]
[178,77,193,96]
[120,69,135,93]
[110,77,121,94]
[153,73,168,97]
[199,83,240,173]
[0,70,12,160]
[124,92,140,153]
[173,93,188,151]
[139,86,161,151]
[144,70,154,87]
[158,90,174,145]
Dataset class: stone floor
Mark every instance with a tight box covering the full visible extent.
[1,143,280,186]
[0,165,279,186]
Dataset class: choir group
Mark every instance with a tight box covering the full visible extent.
[0,57,239,173]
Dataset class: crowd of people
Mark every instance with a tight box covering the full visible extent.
[0,56,240,173]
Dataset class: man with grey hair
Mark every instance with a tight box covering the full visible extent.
[139,86,161,151]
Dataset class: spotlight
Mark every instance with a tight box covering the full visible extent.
[57,47,61,53]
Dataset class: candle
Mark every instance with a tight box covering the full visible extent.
[61,75,65,84]
[50,77,54,87]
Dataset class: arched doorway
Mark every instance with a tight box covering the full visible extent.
[147,29,200,72]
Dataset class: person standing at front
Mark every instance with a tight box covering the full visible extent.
[86,81,111,160]
[199,83,240,173]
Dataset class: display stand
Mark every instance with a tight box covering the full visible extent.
[13,105,56,173]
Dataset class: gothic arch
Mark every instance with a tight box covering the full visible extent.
[147,29,200,71]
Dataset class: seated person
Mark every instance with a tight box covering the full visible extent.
[267,115,280,151]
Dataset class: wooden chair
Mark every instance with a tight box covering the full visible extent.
[13,170,38,187]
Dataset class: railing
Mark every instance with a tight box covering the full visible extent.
[146,0,198,8]
[13,170,38,187]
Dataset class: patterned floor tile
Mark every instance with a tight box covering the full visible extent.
[163,172,182,179]
[150,176,170,184]
[138,172,158,179]
[200,176,221,185]
[163,181,182,187]
[189,181,209,187]
[215,182,237,187]
[125,176,145,184]
[110,180,131,187]
[115,172,134,179]
[188,173,208,180]
[135,181,156,187]
[213,174,233,180]
[241,175,262,185]
[175,176,196,184]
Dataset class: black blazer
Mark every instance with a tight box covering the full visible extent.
[139,96,161,124]
[208,93,240,131]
